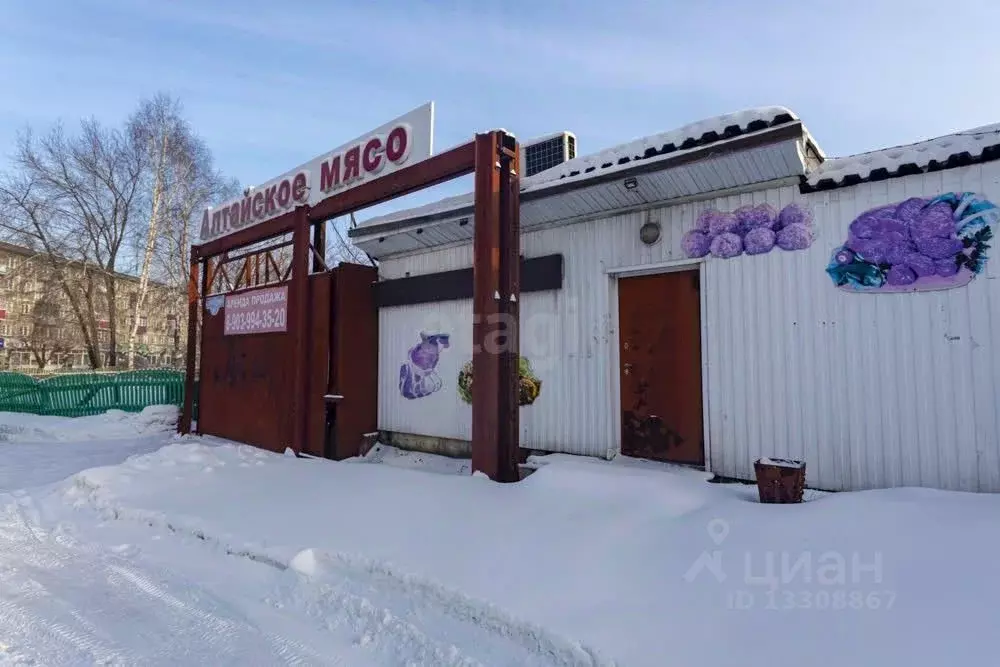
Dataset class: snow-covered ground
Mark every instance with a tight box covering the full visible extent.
[0,407,178,493]
[0,409,997,665]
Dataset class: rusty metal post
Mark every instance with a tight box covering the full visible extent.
[179,249,202,435]
[471,132,501,478]
[471,131,520,482]
[291,205,311,454]
[312,221,327,273]
[497,132,521,482]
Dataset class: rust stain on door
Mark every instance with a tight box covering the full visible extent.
[618,270,704,465]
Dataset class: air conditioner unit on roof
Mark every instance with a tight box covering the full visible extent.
[520,131,577,178]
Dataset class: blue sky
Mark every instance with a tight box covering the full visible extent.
[3,0,1000,218]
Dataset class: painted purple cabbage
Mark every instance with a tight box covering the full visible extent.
[914,236,964,260]
[776,202,813,230]
[735,203,777,232]
[776,222,814,251]
[850,210,907,240]
[903,253,937,278]
[848,238,888,264]
[850,205,898,238]
[695,208,716,233]
[935,258,961,277]
[682,230,711,258]
[886,264,918,286]
[709,232,743,258]
[894,197,930,224]
[910,202,957,240]
[743,227,776,255]
[883,237,917,265]
[707,211,741,237]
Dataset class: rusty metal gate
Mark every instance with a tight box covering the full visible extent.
[180,125,523,480]
[190,225,378,457]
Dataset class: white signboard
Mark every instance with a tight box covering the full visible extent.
[199,102,435,243]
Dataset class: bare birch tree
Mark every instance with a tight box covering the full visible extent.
[150,119,237,367]
[124,95,201,368]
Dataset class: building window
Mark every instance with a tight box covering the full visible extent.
[19,325,29,337]
[20,303,30,315]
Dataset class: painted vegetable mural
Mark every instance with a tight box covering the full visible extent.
[826,192,998,292]
[399,332,450,399]
[682,202,815,259]
[457,356,542,406]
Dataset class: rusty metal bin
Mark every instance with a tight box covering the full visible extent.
[754,458,806,504]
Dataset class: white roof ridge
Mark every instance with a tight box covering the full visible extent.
[807,122,1000,187]
[355,106,801,232]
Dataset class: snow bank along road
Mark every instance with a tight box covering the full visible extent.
[0,413,609,665]
[2,406,999,666]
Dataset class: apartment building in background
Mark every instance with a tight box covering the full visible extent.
[0,241,184,372]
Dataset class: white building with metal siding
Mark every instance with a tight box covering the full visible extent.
[353,108,1000,493]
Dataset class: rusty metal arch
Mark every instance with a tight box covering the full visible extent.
[180,131,522,481]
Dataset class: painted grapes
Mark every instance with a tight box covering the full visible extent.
[826,192,998,292]
[682,202,815,260]
[399,332,450,399]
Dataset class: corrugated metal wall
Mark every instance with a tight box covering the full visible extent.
[379,163,1000,492]
[378,184,800,461]
[706,163,1000,492]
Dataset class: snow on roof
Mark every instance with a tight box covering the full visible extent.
[805,123,1000,190]
[521,130,575,146]
[354,106,802,233]
[526,106,799,188]
[357,191,475,230]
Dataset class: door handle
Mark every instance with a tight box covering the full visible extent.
[623,363,633,376]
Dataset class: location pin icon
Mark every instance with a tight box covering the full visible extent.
[707,518,730,545]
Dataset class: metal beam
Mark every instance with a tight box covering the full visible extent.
[309,141,476,223]
[290,205,312,454]
[312,221,327,273]
[497,132,521,482]
[179,252,204,435]
[471,131,520,481]
[195,209,298,260]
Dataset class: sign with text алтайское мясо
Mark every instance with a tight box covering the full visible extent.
[198,102,435,243]
[224,285,289,336]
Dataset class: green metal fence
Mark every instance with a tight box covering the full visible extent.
[0,369,188,418]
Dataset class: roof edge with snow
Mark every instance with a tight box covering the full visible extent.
[802,123,1000,192]
[351,107,813,240]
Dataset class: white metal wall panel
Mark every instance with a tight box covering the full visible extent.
[377,185,801,460]
[379,299,472,442]
[379,166,1000,492]
[704,163,1000,492]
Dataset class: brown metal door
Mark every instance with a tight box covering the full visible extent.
[199,282,296,453]
[618,270,704,465]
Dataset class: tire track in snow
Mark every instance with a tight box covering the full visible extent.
[279,550,617,667]
[68,478,620,667]
[0,495,330,666]
[0,493,136,664]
